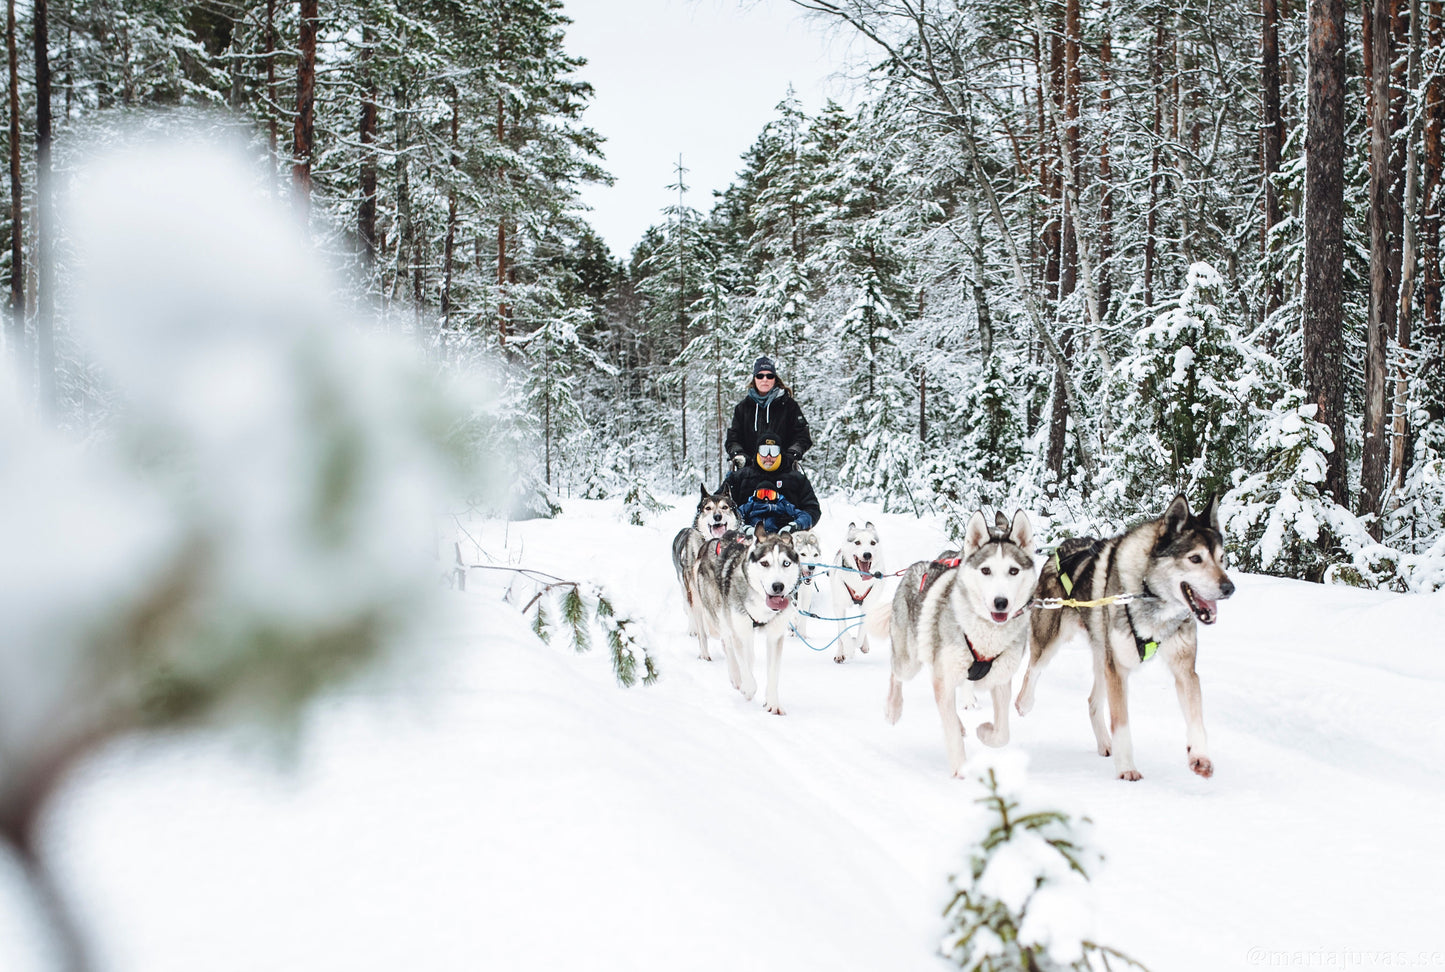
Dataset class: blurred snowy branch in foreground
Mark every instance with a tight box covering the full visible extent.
[0,134,482,969]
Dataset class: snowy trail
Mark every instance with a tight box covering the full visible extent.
[6,496,1444,971]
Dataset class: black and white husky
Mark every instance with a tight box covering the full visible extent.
[871,511,1037,776]
[1015,494,1234,781]
[671,485,739,659]
[829,521,885,663]
[693,526,802,715]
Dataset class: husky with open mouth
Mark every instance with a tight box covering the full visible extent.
[872,511,1037,776]
[787,530,823,637]
[829,521,885,663]
[671,485,739,659]
[1014,494,1235,781]
[693,525,801,714]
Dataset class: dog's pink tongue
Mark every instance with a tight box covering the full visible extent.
[1197,596,1218,622]
[766,595,790,612]
[711,523,727,537]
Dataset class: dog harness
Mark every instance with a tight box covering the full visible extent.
[918,556,962,593]
[842,579,872,604]
[962,632,994,681]
[1123,583,1161,662]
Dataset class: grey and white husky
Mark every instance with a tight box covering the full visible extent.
[693,526,802,715]
[829,521,885,663]
[1014,494,1235,781]
[788,530,823,637]
[872,511,1037,776]
[671,485,739,659]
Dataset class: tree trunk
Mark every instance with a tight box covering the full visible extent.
[1045,13,1067,478]
[965,190,993,359]
[1424,1,1443,411]
[1392,0,1423,486]
[676,154,688,469]
[265,0,278,165]
[292,0,318,202]
[442,85,459,318]
[1305,0,1350,505]
[395,83,414,310]
[1146,17,1165,309]
[1098,0,1115,320]
[34,0,54,414]
[1362,0,1396,531]
[7,0,23,365]
[1263,0,1285,316]
[496,94,510,346]
[358,22,378,265]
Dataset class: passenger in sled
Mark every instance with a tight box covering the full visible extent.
[720,429,822,536]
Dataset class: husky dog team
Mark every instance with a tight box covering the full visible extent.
[670,481,1234,782]
[667,354,1234,781]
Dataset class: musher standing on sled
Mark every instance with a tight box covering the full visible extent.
[726,356,812,471]
[721,430,822,535]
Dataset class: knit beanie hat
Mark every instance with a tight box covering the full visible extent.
[753,356,777,376]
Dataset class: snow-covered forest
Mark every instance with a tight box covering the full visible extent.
[2,1,1445,967]
[1,0,1442,587]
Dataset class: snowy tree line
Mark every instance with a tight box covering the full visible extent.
[612,0,1445,591]
[3,0,1442,589]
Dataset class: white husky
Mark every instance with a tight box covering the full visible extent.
[829,521,885,663]
[788,530,823,637]
[871,511,1038,776]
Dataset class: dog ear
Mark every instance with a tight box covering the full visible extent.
[1202,493,1222,531]
[700,483,711,501]
[993,510,1009,534]
[754,522,769,540]
[963,510,990,555]
[1008,510,1034,552]
[847,521,856,531]
[1163,494,1191,535]
[864,521,874,530]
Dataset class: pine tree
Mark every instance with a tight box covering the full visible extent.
[828,266,919,509]
[1105,263,1277,515]
[941,753,1144,972]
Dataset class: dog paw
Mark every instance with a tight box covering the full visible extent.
[859,643,869,654]
[833,653,846,663]
[1189,754,1214,778]
[1118,769,1142,781]
[1014,694,1034,717]
[765,702,786,715]
[1097,741,1111,757]
[976,723,1008,747]
[698,650,712,662]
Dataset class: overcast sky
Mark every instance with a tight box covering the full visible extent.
[562,0,868,261]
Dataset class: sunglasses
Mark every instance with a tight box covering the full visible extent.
[753,487,779,501]
[755,372,776,381]
[758,444,781,458]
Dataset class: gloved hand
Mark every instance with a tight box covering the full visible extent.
[779,521,797,535]
[774,497,803,522]
[730,452,747,471]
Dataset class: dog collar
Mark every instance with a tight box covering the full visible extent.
[842,580,872,604]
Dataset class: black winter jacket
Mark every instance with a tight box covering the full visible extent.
[720,465,822,533]
[725,389,812,462]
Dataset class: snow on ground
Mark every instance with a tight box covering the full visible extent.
[5,494,1445,971]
